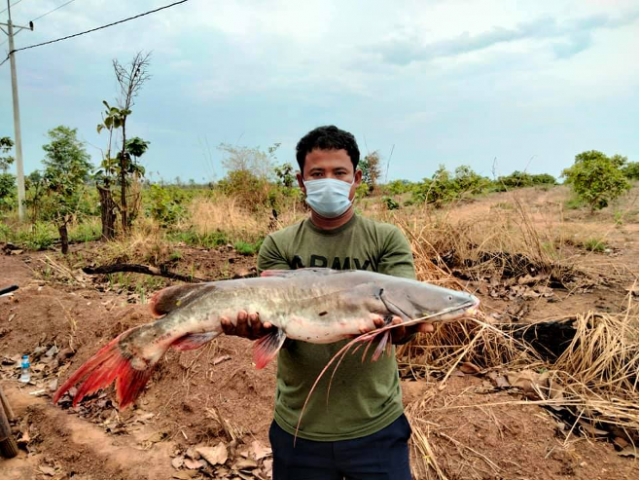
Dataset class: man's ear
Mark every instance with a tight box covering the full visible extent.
[296,171,306,194]
[354,169,363,187]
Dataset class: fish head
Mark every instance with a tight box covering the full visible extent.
[382,278,480,323]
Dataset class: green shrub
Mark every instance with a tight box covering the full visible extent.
[0,173,16,212]
[583,238,607,253]
[69,221,101,243]
[564,197,585,210]
[382,196,400,210]
[148,184,187,226]
[384,179,414,196]
[411,165,493,207]
[494,171,557,191]
[562,151,631,211]
[234,238,263,256]
[621,161,639,180]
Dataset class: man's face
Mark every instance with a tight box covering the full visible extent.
[297,149,362,200]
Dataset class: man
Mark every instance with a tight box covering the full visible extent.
[222,125,432,479]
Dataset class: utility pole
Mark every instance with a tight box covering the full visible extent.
[1,1,32,221]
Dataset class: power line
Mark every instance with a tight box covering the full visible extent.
[31,0,77,23]
[0,0,190,66]
[0,0,25,16]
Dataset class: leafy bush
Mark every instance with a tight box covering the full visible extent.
[383,179,414,195]
[69,220,101,243]
[412,165,489,207]
[382,195,400,210]
[562,151,631,211]
[0,173,16,212]
[218,169,272,210]
[148,184,187,226]
[621,161,639,181]
[494,171,557,191]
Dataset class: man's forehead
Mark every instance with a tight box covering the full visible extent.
[305,149,353,169]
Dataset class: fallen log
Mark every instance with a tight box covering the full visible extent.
[82,263,210,283]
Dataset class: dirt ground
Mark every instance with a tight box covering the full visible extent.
[0,188,638,480]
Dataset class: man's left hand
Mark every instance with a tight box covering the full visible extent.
[364,316,434,344]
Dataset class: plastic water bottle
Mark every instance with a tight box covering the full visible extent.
[20,355,30,383]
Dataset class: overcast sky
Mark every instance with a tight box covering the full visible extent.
[1,0,638,183]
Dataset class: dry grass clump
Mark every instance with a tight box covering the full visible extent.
[402,304,639,478]
[186,193,307,243]
[396,318,538,381]
[95,217,171,265]
[546,304,639,435]
[188,194,266,243]
[392,199,578,288]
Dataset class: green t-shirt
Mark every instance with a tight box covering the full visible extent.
[257,214,416,441]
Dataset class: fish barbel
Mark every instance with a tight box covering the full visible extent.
[53,268,479,408]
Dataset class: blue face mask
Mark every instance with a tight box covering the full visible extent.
[303,178,354,218]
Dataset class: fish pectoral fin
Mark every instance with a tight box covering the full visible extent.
[378,289,411,321]
[171,332,220,352]
[253,328,287,369]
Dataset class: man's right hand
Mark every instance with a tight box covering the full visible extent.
[220,310,275,340]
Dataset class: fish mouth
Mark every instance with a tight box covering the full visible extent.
[463,296,481,317]
[425,296,481,323]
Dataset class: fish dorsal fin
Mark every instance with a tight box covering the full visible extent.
[149,283,216,317]
[260,268,340,278]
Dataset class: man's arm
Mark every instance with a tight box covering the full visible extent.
[377,226,416,280]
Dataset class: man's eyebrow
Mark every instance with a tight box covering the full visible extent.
[309,167,325,172]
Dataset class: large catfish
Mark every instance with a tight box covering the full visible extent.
[53,268,479,408]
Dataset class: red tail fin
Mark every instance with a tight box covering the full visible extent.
[53,326,155,409]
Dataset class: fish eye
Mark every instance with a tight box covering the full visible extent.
[447,295,453,301]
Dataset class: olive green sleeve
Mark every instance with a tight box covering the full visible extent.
[377,226,416,280]
[257,234,290,274]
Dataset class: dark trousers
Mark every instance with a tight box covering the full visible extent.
[269,414,413,480]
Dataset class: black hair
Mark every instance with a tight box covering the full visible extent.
[295,125,360,173]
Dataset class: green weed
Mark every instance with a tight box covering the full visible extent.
[583,238,607,253]
[564,197,585,210]
[234,238,264,256]
[169,229,229,249]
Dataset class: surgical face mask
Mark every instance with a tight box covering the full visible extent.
[303,178,354,218]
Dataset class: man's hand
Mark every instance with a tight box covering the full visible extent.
[359,316,434,344]
[220,310,275,340]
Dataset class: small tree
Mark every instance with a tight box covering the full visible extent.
[562,150,631,212]
[219,142,280,180]
[0,137,14,173]
[0,137,16,212]
[96,101,128,239]
[274,162,295,188]
[360,151,381,194]
[412,165,459,207]
[113,52,151,233]
[453,165,489,194]
[124,136,150,225]
[41,126,92,254]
